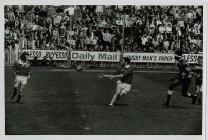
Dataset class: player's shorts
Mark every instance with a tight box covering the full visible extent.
[14,75,28,88]
[195,78,202,86]
[117,80,132,96]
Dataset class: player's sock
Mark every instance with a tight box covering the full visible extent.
[117,95,121,101]
[190,94,198,104]
[16,94,22,103]
[197,97,202,105]
[197,92,202,105]
[109,94,118,106]
[10,87,17,100]
[163,90,173,107]
[165,94,171,106]
[191,95,198,104]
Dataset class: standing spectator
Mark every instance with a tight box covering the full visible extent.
[141,34,148,49]
[102,29,113,49]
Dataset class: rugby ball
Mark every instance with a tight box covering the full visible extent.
[76,64,83,72]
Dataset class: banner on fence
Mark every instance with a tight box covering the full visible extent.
[22,50,68,60]
[123,53,202,64]
[123,53,174,63]
[71,51,120,62]
[21,50,202,64]
[183,54,202,64]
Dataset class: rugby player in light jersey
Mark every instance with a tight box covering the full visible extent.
[99,57,134,106]
[9,52,31,103]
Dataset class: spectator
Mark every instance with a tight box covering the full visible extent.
[4,5,203,54]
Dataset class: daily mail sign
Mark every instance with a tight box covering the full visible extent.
[71,51,120,62]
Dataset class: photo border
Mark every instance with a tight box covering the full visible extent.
[0,0,207,140]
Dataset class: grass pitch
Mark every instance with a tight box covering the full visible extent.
[5,67,202,135]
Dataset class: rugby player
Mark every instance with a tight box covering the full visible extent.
[192,56,203,105]
[99,57,134,106]
[9,52,31,103]
[162,51,196,108]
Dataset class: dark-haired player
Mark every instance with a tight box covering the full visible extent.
[9,52,31,103]
[192,56,203,105]
[162,51,196,108]
[99,57,134,106]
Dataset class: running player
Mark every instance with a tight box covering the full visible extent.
[99,57,134,106]
[162,51,196,108]
[192,55,203,105]
[9,52,31,103]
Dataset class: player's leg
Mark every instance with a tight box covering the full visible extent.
[109,87,122,106]
[181,78,198,104]
[163,78,180,107]
[198,84,202,104]
[194,78,202,104]
[109,82,124,106]
[16,78,27,103]
[9,77,20,100]
[10,87,18,100]
[181,78,192,97]
[193,84,202,104]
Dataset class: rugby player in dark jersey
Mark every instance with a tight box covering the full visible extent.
[9,52,31,103]
[99,57,134,106]
[162,51,196,108]
[192,56,202,105]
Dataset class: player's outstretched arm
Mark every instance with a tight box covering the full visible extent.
[98,73,112,79]
[111,74,123,78]
[98,73,124,80]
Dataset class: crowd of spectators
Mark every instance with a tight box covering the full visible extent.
[5,5,203,54]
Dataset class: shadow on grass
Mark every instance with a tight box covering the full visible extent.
[102,103,128,106]
[113,103,128,106]
[7,101,24,104]
[169,105,185,108]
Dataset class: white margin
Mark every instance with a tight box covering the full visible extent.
[204,2,208,140]
[0,0,207,140]
[0,0,5,137]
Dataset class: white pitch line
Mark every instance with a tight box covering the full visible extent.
[37,69,177,74]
